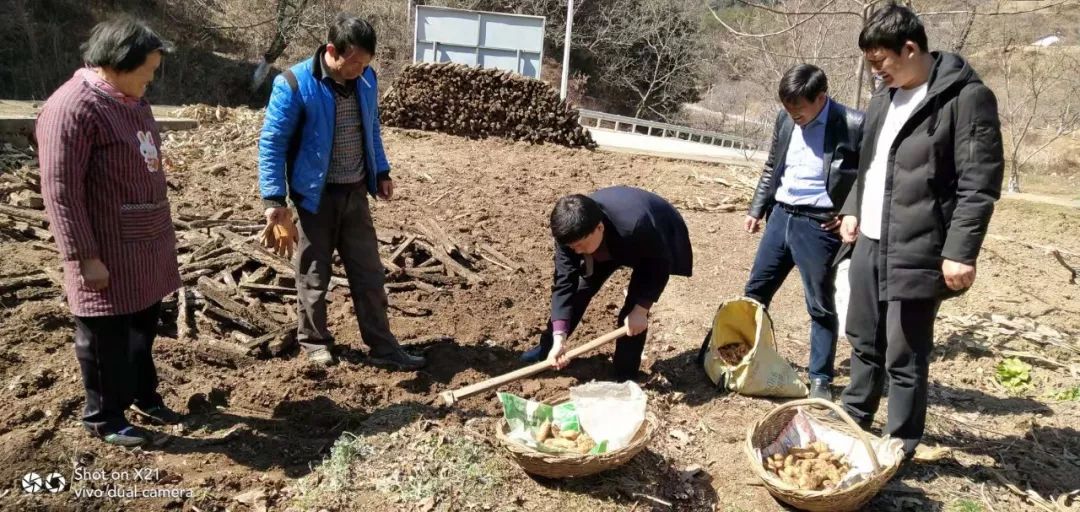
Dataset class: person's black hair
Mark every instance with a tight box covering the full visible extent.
[329,14,377,55]
[550,194,603,245]
[778,64,828,104]
[858,1,929,54]
[81,17,172,72]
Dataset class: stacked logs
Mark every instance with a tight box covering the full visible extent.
[381,63,596,148]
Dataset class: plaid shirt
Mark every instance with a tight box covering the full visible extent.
[320,57,366,185]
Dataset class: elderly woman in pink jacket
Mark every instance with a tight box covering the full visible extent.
[37,17,183,447]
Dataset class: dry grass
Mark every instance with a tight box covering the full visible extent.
[288,414,508,511]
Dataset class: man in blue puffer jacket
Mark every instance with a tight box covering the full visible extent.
[258,14,425,369]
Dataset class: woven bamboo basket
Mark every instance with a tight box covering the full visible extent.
[495,406,658,479]
[745,398,903,511]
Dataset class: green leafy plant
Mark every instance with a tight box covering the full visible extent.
[995,357,1032,392]
[947,499,984,512]
[1049,385,1080,401]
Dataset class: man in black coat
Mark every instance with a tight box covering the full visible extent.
[838,2,1004,458]
[520,186,693,381]
[744,64,863,401]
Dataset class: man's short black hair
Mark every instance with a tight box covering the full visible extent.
[859,1,929,54]
[329,14,377,55]
[550,194,603,245]
[81,17,173,72]
[778,64,828,104]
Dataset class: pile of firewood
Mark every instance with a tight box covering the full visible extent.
[0,144,49,243]
[381,63,595,148]
[145,220,522,361]
[0,145,523,361]
[0,146,61,305]
[165,105,263,163]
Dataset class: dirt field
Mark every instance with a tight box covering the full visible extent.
[1,109,1078,512]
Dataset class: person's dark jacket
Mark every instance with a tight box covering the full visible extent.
[551,186,692,321]
[748,99,864,219]
[840,51,1004,301]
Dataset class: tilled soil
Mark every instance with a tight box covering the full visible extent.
[1,111,1078,511]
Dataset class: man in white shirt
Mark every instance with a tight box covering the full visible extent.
[741,64,863,400]
[838,2,1004,459]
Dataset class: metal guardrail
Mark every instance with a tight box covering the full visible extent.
[577,109,764,151]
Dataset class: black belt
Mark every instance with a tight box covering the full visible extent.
[778,203,837,223]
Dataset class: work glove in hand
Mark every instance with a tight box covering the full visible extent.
[260,217,299,259]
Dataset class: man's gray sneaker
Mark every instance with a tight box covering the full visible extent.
[369,348,426,371]
[307,347,335,367]
[131,404,183,425]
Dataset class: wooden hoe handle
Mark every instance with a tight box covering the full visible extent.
[439,326,630,406]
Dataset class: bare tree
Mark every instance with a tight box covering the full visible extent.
[12,0,47,97]
[704,0,1080,187]
[461,0,708,119]
[704,0,908,111]
[730,102,773,161]
[250,0,315,91]
[592,0,704,119]
[704,0,1073,111]
[236,0,416,92]
[997,44,1080,193]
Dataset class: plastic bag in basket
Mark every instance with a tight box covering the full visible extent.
[757,409,904,490]
[498,392,607,454]
[570,381,647,451]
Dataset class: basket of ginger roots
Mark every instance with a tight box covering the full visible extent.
[495,393,656,479]
[745,398,905,512]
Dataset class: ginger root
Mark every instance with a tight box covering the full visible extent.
[541,430,597,454]
[763,442,852,491]
[534,420,552,442]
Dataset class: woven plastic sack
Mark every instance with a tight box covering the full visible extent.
[697,297,808,398]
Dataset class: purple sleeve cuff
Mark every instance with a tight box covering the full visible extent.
[552,320,569,335]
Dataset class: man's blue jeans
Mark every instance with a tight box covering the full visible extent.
[744,204,842,383]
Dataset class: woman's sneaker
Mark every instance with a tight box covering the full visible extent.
[101,425,152,447]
